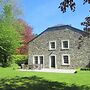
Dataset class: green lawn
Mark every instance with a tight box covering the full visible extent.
[0,67,90,90]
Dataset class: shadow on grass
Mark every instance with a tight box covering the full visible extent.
[0,76,89,90]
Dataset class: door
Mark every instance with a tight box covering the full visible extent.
[50,56,55,68]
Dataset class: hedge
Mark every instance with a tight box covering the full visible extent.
[11,55,28,66]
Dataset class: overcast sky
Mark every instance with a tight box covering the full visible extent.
[21,0,90,34]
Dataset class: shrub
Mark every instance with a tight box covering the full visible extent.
[11,63,20,70]
[80,68,90,71]
[10,55,28,66]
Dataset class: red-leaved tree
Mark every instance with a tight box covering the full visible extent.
[17,19,34,54]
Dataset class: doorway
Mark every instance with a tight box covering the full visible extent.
[50,55,56,68]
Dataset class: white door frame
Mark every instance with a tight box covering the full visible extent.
[49,55,57,68]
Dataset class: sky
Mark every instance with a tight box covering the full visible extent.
[21,0,90,34]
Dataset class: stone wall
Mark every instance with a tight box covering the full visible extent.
[28,27,90,69]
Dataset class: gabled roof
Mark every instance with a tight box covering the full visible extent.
[28,25,89,43]
[46,25,84,33]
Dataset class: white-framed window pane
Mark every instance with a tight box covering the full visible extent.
[40,56,43,64]
[62,54,70,65]
[63,56,69,64]
[34,56,38,64]
[49,41,56,50]
[51,42,55,48]
[63,41,68,48]
[61,40,69,49]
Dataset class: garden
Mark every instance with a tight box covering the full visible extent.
[0,67,90,90]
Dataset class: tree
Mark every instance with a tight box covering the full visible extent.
[81,16,90,33]
[58,0,90,32]
[0,0,23,66]
[58,0,90,13]
[17,19,34,55]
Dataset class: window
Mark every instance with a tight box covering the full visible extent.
[49,41,56,50]
[33,55,44,64]
[34,56,38,64]
[63,56,69,63]
[62,54,70,65]
[40,56,43,64]
[61,40,69,49]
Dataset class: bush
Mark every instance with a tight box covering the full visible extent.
[80,68,90,71]
[11,63,20,70]
[10,55,28,66]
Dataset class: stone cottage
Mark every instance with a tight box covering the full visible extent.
[28,25,90,69]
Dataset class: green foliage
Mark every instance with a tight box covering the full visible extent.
[11,63,20,70]
[0,0,22,53]
[11,55,28,66]
[80,68,90,71]
[0,19,21,54]
[0,0,23,66]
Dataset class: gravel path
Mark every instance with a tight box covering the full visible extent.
[19,68,76,73]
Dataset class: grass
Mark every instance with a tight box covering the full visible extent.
[0,67,90,90]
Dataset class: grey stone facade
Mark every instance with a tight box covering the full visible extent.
[28,25,90,69]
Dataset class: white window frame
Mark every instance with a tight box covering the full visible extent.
[49,41,56,50]
[61,40,69,49]
[49,54,57,68]
[33,55,44,64]
[62,54,70,65]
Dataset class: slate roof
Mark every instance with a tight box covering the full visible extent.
[28,25,89,43]
[47,25,83,32]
